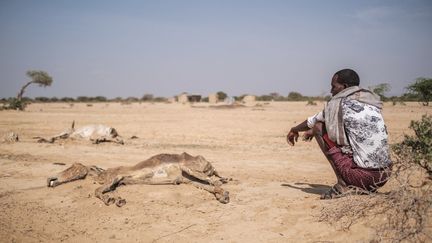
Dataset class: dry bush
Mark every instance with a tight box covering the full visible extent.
[394,115,432,178]
[319,115,432,242]
[3,98,27,110]
[306,100,318,106]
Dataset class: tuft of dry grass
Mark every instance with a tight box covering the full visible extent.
[319,162,431,241]
[319,116,432,242]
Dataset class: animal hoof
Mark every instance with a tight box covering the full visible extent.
[102,195,116,206]
[116,197,126,207]
[173,178,181,185]
[219,178,229,184]
[217,191,230,204]
[47,177,59,187]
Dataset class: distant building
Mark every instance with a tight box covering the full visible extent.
[178,93,189,103]
[224,96,235,105]
[177,93,202,103]
[242,95,256,103]
[188,95,202,103]
[208,93,218,104]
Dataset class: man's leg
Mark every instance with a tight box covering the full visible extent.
[312,122,348,197]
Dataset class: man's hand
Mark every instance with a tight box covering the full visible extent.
[286,120,310,146]
[302,128,314,142]
[287,129,299,146]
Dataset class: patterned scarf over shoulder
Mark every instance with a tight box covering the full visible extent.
[324,86,382,146]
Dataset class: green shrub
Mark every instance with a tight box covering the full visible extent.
[94,96,107,102]
[141,94,154,102]
[287,91,304,101]
[7,98,27,110]
[153,97,167,102]
[60,97,75,102]
[35,96,50,102]
[393,115,432,176]
[216,91,227,101]
[321,115,432,241]
[306,100,317,106]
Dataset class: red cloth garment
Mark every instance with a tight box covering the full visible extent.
[326,146,391,191]
[323,133,336,149]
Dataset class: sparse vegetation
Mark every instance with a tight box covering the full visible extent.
[369,83,390,101]
[287,91,304,101]
[125,96,140,103]
[234,94,246,101]
[216,91,227,101]
[320,115,432,242]
[76,96,89,102]
[1,79,430,107]
[2,70,53,110]
[141,94,154,102]
[394,115,432,177]
[17,70,53,102]
[94,96,107,102]
[153,97,168,103]
[4,98,27,110]
[35,97,50,102]
[256,94,273,101]
[60,97,75,102]
[306,99,317,106]
[390,96,406,106]
[406,77,432,106]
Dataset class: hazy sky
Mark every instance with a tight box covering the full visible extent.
[1,0,431,98]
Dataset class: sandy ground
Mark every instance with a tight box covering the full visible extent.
[0,101,430,242]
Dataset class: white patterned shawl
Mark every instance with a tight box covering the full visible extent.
[324,86,382,146]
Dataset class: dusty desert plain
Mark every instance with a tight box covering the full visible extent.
[0,101,430,242]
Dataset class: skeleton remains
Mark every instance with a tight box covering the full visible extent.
[2,131,19,143]
[34,121,124,144]
[47,152,230,206]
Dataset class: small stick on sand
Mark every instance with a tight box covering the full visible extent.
[152,224,197,242]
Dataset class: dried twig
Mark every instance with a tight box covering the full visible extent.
[152,223,197,242]
[319,154,431,241]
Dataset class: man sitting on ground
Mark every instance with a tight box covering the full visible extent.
[287,69,392,199]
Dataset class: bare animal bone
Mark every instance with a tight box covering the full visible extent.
[2,132,19,143]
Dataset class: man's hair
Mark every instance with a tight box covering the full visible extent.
[334,69,360,87]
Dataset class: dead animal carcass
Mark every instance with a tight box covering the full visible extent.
[34,121,124,144]
[47,152,230,206]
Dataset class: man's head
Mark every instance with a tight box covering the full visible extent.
[331,69,360,96]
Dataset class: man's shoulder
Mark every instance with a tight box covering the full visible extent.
[342,98,384,119]
[342,98,366,111]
